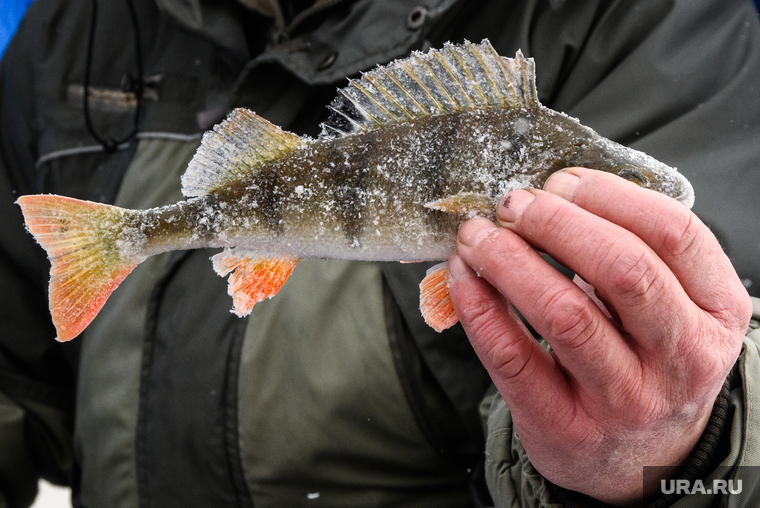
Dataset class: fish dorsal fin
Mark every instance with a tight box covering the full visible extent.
[320,40,538,138]
[182,109,303,198]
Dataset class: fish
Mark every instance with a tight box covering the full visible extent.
[16,40,694,342]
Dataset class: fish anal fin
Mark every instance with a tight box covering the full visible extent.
[424,192,494,218]
[211,248,299,317]
[182,109,303,198]
[419,262,459,332]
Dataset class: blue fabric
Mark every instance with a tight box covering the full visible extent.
[0,0,34,56]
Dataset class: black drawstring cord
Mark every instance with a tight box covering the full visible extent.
[83,0,144,153]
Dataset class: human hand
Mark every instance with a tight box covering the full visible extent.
[447,168,752,504]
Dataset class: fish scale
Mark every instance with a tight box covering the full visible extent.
[16,40,694,341]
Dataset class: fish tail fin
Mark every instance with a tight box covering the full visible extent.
[419,262,459,332]
[16,195,142,342]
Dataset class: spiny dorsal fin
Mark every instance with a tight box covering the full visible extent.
[320,40,538,138]
[182,109,303,197]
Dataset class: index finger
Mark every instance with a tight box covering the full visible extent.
[542,168,750,329]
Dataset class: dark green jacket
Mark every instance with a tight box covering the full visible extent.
[1,0,760,507]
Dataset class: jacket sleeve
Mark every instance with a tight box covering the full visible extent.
[0,6,78,507]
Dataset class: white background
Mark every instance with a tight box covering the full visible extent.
[31,481,70,508]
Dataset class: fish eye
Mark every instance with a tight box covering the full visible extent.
[618,168,648,187]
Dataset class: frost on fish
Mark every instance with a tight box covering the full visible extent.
[16,40,694,341]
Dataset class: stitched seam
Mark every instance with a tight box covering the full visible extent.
[740,342,754,465]
[35,132,203,167]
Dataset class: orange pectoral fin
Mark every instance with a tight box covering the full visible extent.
[419,262,459,332]
[211,248,299,317]
[424,193,494,217]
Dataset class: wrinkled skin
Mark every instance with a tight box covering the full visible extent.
[447,167,752,504]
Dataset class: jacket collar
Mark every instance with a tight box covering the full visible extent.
[155,0,463,85]
[153,0,249,56]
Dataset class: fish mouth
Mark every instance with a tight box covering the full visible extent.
[617,168,649,187]
[673,174,695,209]
[676,188,695,209]
[649,169,695,209]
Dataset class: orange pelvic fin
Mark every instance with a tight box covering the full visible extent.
[16,194,140,342]
[211,248,299,316]
[419,261,459,332]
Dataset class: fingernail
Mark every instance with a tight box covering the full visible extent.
[497,189,535,223]
[544,171,580,201]
[446,253,472,283]
[458,216,497,247]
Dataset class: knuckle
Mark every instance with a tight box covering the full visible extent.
[488,340,534,381]
[711,283,754,334]
[656,204,703,260]
[691,355,729,389]
[540,286,599,348]
[461,295,534,381]
[737,292,755,331]
[660,320,739,400]
[608,249,664,305]
[692,319,745,378]
[675,356,728,408]
[458,288,503,332]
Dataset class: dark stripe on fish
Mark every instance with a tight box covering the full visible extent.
[420,115,459,202]
[421,115,462,239]
[329,140,367,247]
[249,166,283,234]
